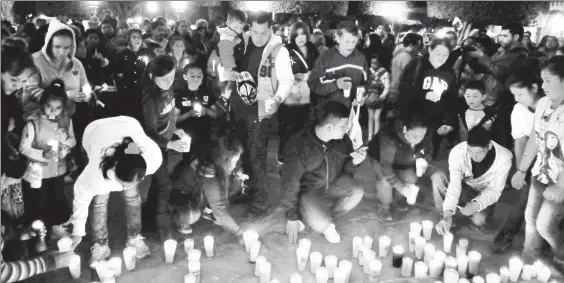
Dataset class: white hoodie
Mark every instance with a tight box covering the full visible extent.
[70,116,162,236]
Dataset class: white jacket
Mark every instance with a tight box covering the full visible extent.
[70,116,162,236]
[443,141,513,213]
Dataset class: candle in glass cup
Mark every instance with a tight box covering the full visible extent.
[339,260,353,283]
[444,233,454,253]
[445,256,458,270]
[108,257,122,277]
[499,266,509,283]
[429,259,443,277]
[243,230,259,254]
[414,261,429,277]
[123,246,137,271]
[290,273,303,283]
[184,239,194,257]
[508,257,523,282]
[378,235,391,258]
[401,256,414,277]
[363,236,374,250]
[249,240,261,263]
[392,246,404,268]
[363,251,376,274]
[444,268,460,283]
[334,266,347,283]
[415,236,427,259]
[537,266,551,283]
[325,255,338,278]
[188,249,201,262]
[259,261,272,283]
[316,267,329,283]
[255,256,267,277]
[188,261,201,283]
[457,255,468,276]
[299,238,311,254]
[521,264,533,280]
[296,247,309,271]
[310,251,323,274]
[69,254,81,279]
[422,220,434,240]
[352,237,363,258]
[472,276,485,283]
[424,243,436,263]
[456,238,469,257]
[163,239,177,263]
[486,273,501,283]
[467,251,481,275]
[410,222,422,236]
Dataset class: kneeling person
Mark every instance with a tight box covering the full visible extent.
[281,102,366,244]
[436,126,513,235]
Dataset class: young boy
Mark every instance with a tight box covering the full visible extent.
[458,80,497,141]
[216,10,247,77]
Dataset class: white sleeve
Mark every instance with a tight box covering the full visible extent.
[140,137,163,175]
[511,105,529,140]
[274,47,295,102]
[443,146,465,213]
[71,182,96,236]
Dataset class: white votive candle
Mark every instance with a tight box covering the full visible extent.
[363,236,373,250]
[352,237,363,258]
[339,260,353,283]
[472,276,485,283]
[521,264,533,280]
[290,273,303,283]
[415,236,427,259]
[203,235,214,258]
[249,240,261,263]
[424,243,436,263]
[296,247,308,271]
[499,266,509,283]
[325,255,338,278]
[467,251,482,275]
[408,231,417,252]
[68,254,81,279]
[122,246,137,271]
[310,251,323,274]
[508,257,523,282]
[537,266,551,283]
[259,261,271,283]
[316,267,329,283]
[243,230,259,254]
[444,232,454,253]
[401,256,414,277]
[184,238,194,257]
[108,257,122,277]
[444,268,460,283]
[457,255,468,276]
[363,251,376,274]
[422,220,434,240]
[255,256,266,277]
[378,235,391,258]
[445,256,458,270]
[414,261,429,277]
[429,259,443,277]
[410,222,422,236]
[486,273,501,283]
[299,238,311,254]
[334,266,347,283]
[188,249,201,262]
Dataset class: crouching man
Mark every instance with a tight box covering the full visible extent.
[435,126,513,234]
[281,102,366,244]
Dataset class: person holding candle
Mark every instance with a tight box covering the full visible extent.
[64,116,162,263]
[436,126,513,234]
[511,56,564,269]
[19,79,76,238]
[280,102,366,244]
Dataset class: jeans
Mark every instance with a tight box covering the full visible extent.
[371,158,417,208]
[153,148,174,238]
[498,183,530,235]
[22,175,70,226]
[90,186,142,245]
[433,182,495,227]
[300,175,364,233]
[277,104,310,158]
[523,180,564,260]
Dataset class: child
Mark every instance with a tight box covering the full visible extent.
[365,54,390,139]
[458,80,496,141]
[19,79,76,238]
[216,10,247,79]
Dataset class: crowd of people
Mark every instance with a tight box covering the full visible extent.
[2,7,564,281]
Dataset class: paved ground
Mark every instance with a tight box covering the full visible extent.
[26,135,563,283]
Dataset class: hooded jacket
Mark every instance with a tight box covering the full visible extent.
[70,116,162,236]
[140,82,177,148]
[388,49,416,102]
[280,128,357,221]
[27,20,88,115]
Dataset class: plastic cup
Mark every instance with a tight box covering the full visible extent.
[392,246,404,268]
[422,220,434,240]
[444,233,454,253]
[184,239,194,257]
[415,237,426,259]
[338,260,353,283]
[444,268,460,283]
[532,260,543,278]
[316,267,329,283]
[446,256,458,270]
[369,259,383,278]
[473,276,485,283]
[290,273,303,283]
[408,231,417,252]
[401,256,414,277]
[334,266,347,283]
[296,247,309,271]
[378,235,391,258]
[163,239,177,263]
[457,255,468,276]
[358,246,368,266]
[325,255,338,278]
[424,243,436,263]
[255,256,266,277]
[352,237,363,258]
[521,264,533,280]
[415,261,429,277]
[459,280,471,283]
[363,250,376,274]
[486,273,501,283]
[298,238,311,254]
[188,249,201,262]
[537,266,551,283]
[499,266,509,283]
[410,222,423,236]
[69,254,81,279]
[433,250,447,266]
[343,88,351,98]
[456,238,469,257]
[310,251,323,274]
[188,261,201,283]
[363,236,374,250]
[203,235,214,258]
[259,261,271,283]
[243,230,259,254]
[123,246,137,271]
[467,251,481,275]
[95,261,115,283]
[184,274,197,283]
[508,257,523,282]
[429,259,443,277]
[57,237,73,252]
[249,240,261,263]
[108,257,122,277]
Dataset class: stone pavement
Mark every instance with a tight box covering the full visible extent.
[26,135,563,283]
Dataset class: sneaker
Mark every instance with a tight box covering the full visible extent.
[90,243,111,264]
[374,206,394,222]
[323,223,340,244]
[127,235,151,259]
[492,227,515,253]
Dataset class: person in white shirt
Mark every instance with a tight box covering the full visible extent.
[435,126,513,235]
[65,116,162,263]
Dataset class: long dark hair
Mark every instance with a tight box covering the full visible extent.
[39,79,68,106]
[99,137,147,182]
[1,45,35,76]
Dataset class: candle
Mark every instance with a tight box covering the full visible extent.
[296,247,309,271]
[325,255,338,278]
[473,276,485,283]
[429,259,443,277]
[316,267,329,283]
[459,279,471,283]
[499,266,509,283]
[410,222,423,236]
[299,238,312,254]
[532,260,543,278]
[184,239,194,257]
[486,273,501,283]
[68,254,81,279]
[243,230,259,254]
[249,241,261,263]
[57,237,72,252]
[415,236,427,259]
[290,273,303,283]
[363,236,374,250]
[422,220,434,240]
[433,250,447,269]
[537,266,551,283]
[444,268,460,283]
[188,249,201,262]
[203,235,214,258]
[508,257,523,282]
[255,256,267,277]
[358,246,368,266]
[310,251,323,274]
[270,280,279,283]
[414,261,429,277]
[408,231,418,252]
[352,237,363,258]
[334,266,347,283]
[445,256,458,270]
[521,264,533,280]
[457,255,468,276]
[467,251,482,275]
[424,243,436,263]
[338,260,353,283]
[108,257,122,277]
[378,235,391,258]
[392,246,404,268]
[123,246,137,271]
[94,261,115,283]
[163,239,177,263]
[184,274,197,283]
[456,238,469,257]
[368,260,383,279]
[188,261,201,283]
[259,261,272,283]
[444,232,454,253]
[363,251,376,274]
[401,256,414,277]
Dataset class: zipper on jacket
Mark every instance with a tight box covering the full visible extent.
[324,145,329,192]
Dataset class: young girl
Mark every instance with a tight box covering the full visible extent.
[66,116,161,263]
[365,54,390,139]
[166,36,194,95]
[19,79,76,237]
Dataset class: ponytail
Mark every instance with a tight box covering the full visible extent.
[100,137,147,182]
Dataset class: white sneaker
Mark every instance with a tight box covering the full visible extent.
[90,243,111,264]
[127,235,151,258]
[323,223,341,244]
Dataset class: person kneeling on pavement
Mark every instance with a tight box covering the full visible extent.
[167,129,249,242]
[368,110,443,222]
[436,126,513,235]
[281,102,366,244]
